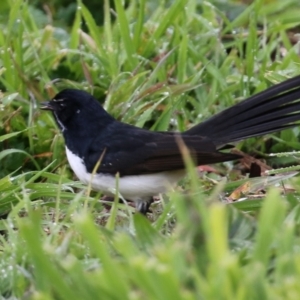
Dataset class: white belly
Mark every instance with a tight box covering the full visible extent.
[66,147,185,201]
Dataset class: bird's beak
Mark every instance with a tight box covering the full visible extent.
[40,101,54,111]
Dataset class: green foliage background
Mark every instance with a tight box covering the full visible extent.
[1,0,300,298]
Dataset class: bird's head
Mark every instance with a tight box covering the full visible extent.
[41,89,113,132]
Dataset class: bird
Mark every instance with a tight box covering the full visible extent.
[41,75,300,213]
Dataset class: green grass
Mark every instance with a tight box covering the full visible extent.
[2,0,300,298]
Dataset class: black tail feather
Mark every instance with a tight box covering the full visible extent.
[185,75,300,145]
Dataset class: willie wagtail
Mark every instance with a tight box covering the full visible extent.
[41,75,300,213]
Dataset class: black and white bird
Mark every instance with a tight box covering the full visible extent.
[41,75,300,213]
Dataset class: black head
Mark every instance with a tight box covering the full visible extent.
[41,89,114,133]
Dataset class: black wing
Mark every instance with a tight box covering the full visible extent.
[84,122,239,176]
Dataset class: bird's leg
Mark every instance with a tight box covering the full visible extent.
[101,195,154,215]
[135,197,154,215]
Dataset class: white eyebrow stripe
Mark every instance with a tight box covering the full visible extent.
[53,98,65,102]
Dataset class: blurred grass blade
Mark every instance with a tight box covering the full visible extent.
[252,189,286,267]
[114,0,137,68]
[0,130,24,142]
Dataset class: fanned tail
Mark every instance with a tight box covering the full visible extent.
[185,75,300,146]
